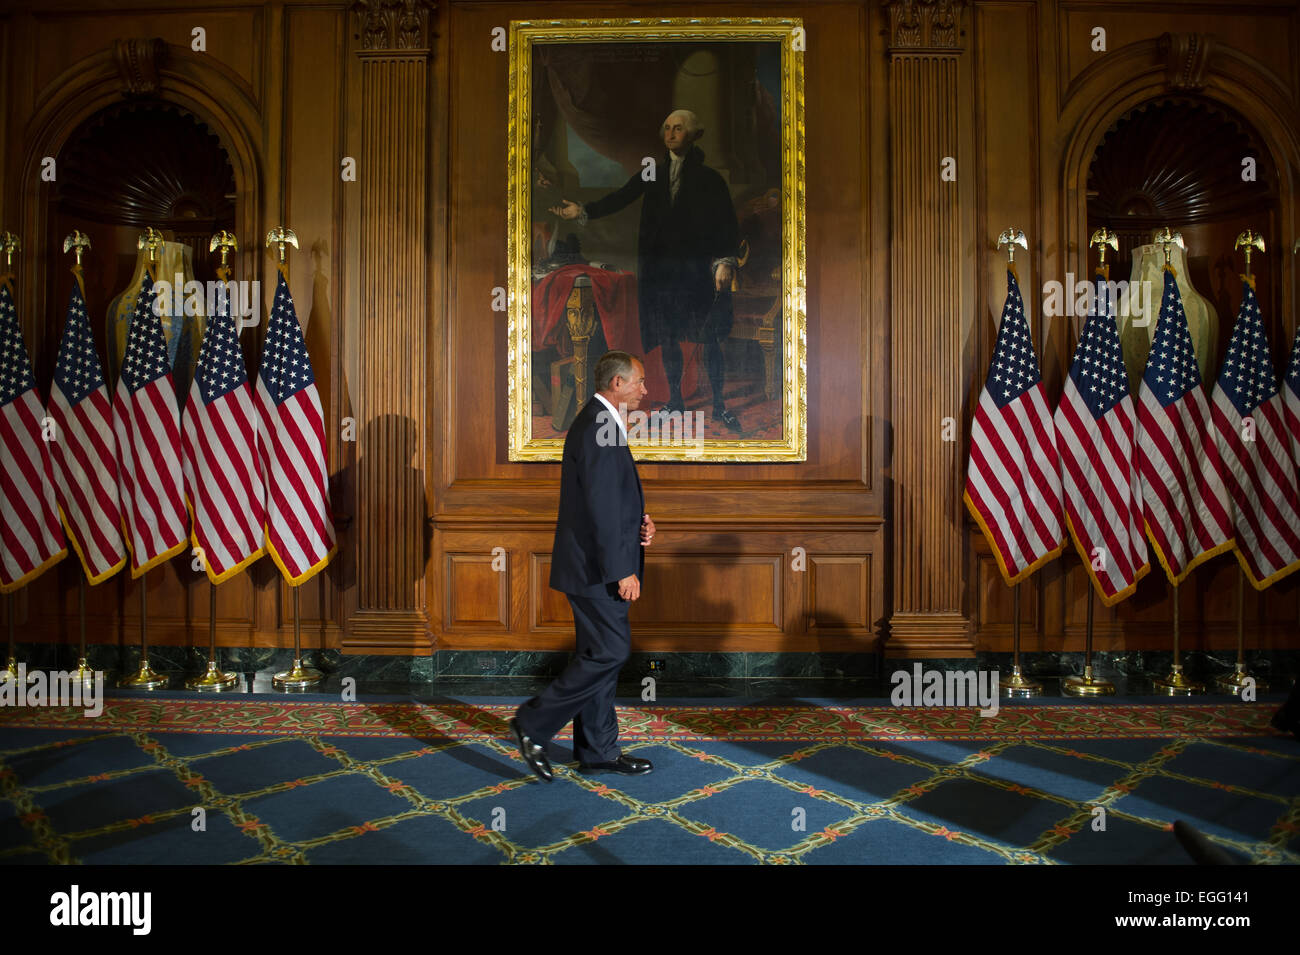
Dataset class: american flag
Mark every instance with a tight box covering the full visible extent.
[255,269,334,584]
[47,277,127,584]
[1054,271,1149,604]
[964,267,1065,584]
[1210,279,1300,588]
[0,281,66,591]
[182,279,265,583]
[1283,324,1300,471]
[113,271,189,576]
[1135,267,1234,584]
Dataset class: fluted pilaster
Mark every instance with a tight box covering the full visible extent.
[886,0,973,654]
[348,3,432,646]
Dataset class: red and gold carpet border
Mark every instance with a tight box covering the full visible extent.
[0,699,1279,741]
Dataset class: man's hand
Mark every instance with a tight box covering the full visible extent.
[714,262,735,291]
[640,513,656,547]
[618,574,641,601]
[550,199,582,220]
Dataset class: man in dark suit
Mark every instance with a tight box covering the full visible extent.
[550,109,742,431]
[511,351,657,781]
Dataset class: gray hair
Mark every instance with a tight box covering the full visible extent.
[593,350,637,392]
[662,108,703,140]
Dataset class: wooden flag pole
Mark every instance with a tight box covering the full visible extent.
[989,230,1041,698]
[120,228,170,690]
[1064,231,1117,697]
[187,580,238,690]
[185,236,242,692]
[2,592,18,683]
[1154,584,1202,694]
[121,572,167,688]
[60,233,97,689]
[1215,570,1265,695]
[1215,231,1270,696]
[1000,581,1042,697]
[71,572,95,687]
[266,226,323,691]
[1065,584,1115,696]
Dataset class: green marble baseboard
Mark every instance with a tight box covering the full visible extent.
[3,644,1297,691]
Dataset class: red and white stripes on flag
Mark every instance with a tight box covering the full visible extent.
[255,268,335,584]
[1209,278,1300,589]
[113,271,189,576]
[47,273,127,584]
[0,280,66,591]
[1135,267,1234,585]
[964,267,1065,584]
[1284,323,1300,471]
[1054,270,1149,604]
[182,275,265,583]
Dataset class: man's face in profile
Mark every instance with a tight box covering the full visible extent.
[611,359,648,412]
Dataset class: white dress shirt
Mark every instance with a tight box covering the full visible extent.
[593,391,628,444]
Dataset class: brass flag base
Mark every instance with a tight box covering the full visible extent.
[1000,665,1042,698]
[273,658,322,690]
[1,657,30,683]
[1214,662,1265,696]
[1064,665,1115,697]
[71,658,97,687]
[1153,663,1202,696]
[186,661,240,691]
[120,660,168,690]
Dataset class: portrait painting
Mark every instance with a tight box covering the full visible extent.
[507,18,806,461]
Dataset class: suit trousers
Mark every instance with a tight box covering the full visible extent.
[515,592,630,765]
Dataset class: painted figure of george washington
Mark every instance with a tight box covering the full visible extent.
[550,108,742,431]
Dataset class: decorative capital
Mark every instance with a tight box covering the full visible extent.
[1157,32,1216,90]
[352,0,436,53]
[112,38,167,96]
[885,0,967,53]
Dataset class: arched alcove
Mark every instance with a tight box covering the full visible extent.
[39,100,238,386]
[1086,96,1283,376]
[15,40,263,364]
[1059,36,1300,349]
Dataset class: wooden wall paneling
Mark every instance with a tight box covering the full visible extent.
[438,522,881,652]
[281,4,348,650]
[345,0,434,651]
[885,0,973,656]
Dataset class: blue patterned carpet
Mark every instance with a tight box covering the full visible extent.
[2,696,1298,865]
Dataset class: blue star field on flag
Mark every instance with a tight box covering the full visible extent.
[1285,316,1300,398]
[1218,281,1278,417]
[1068,275,1129,419]
[0,284,37,405]
[196,286,248,404]
[1144,269,1204,407]
[260,271,315,405]
[984,269,1040,409]
[52,283,104,405]
[121,273,171,392]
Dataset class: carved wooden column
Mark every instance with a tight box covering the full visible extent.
[885,0,974,655]
[347,0,433,648]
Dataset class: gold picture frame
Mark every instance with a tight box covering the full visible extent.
[507,17,806,461]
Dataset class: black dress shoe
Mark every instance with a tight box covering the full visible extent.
[510,717,553,783]
[717,409,742,433]
[578,754,653,775]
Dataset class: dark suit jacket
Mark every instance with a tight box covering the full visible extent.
[549,397,645,599]
[583,145,738,349]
